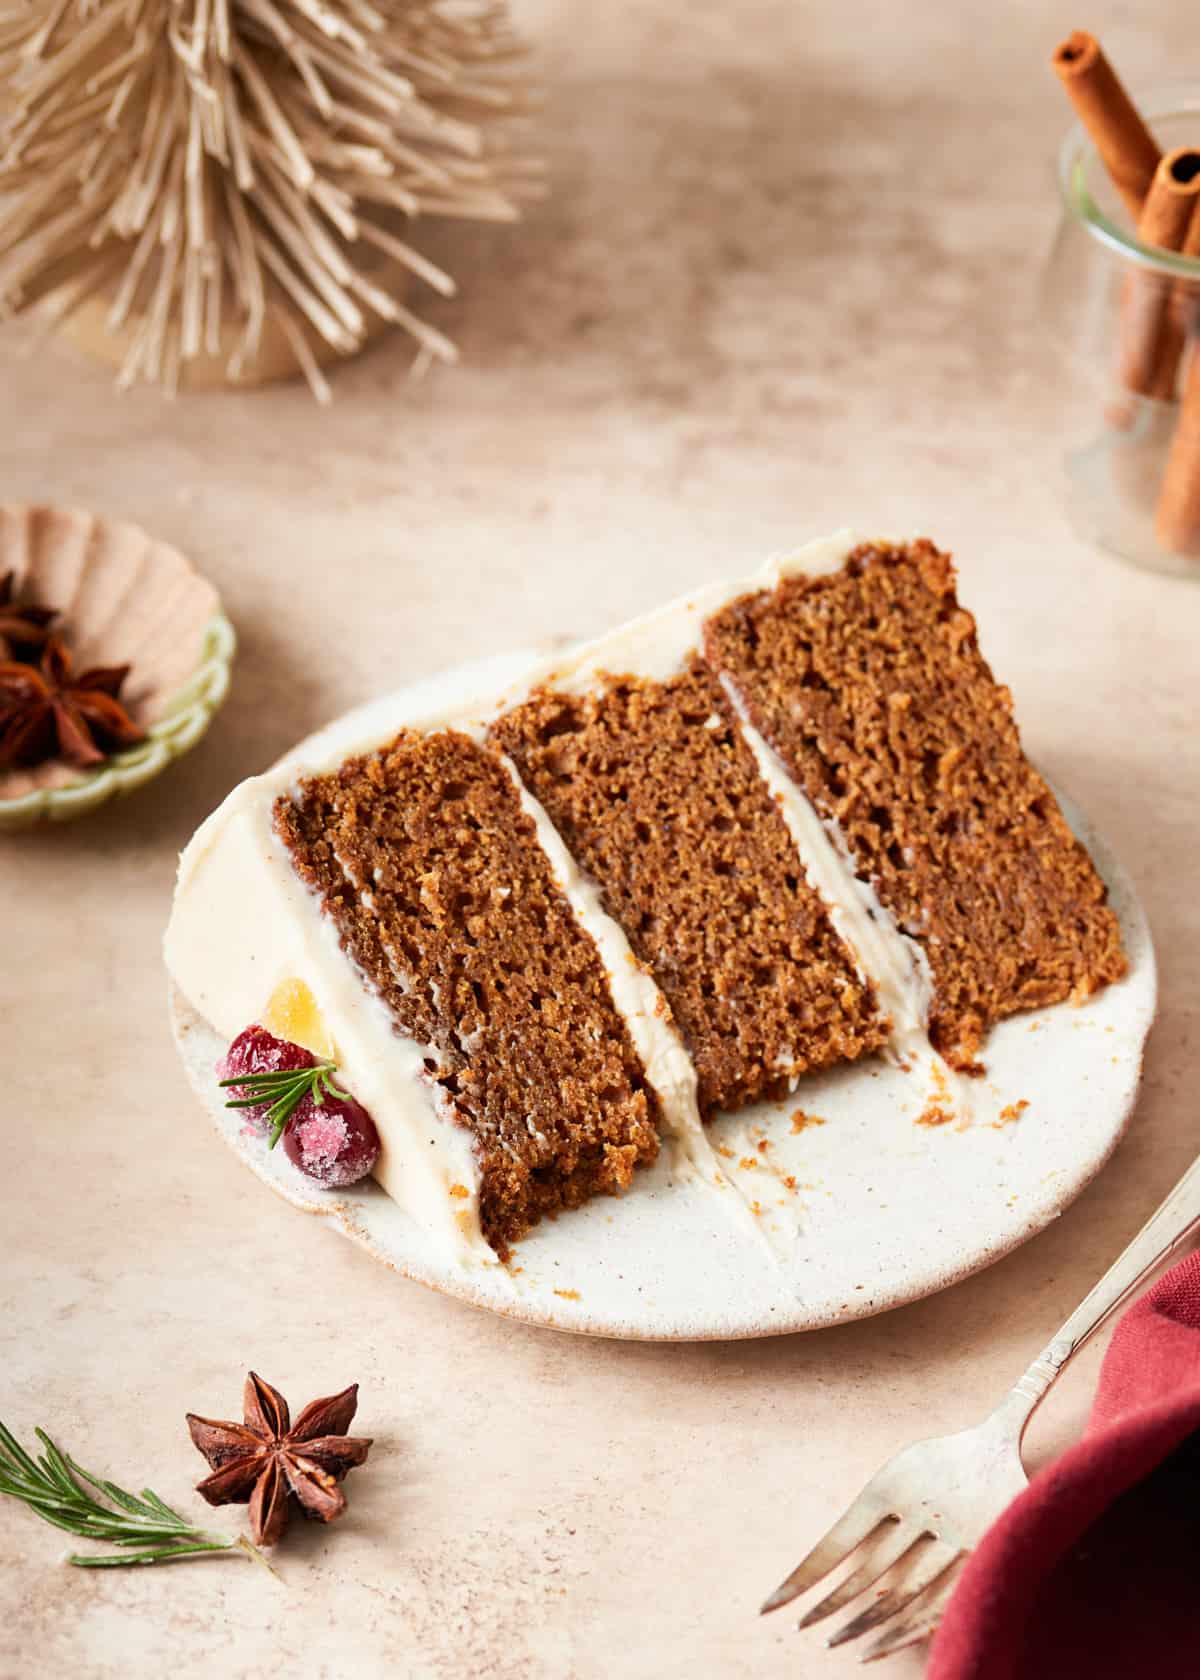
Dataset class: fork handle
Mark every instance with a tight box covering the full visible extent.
[997,1152,1200,1435]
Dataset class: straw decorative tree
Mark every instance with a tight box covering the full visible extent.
[0,0,538,397]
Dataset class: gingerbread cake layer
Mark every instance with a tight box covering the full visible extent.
[489,659,887,1115]
[274,729,660,1255]
[704,539,1128,1069]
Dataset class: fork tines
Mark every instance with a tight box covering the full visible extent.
[762,1510,964,1661]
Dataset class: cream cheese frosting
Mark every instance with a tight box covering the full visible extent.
[165,529,970,1266]
[163,655,536,1271]
[720,682,972,1123]
[495,754,710,1169]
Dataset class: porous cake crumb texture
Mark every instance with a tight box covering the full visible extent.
[704,540,1128,1069]
[490,659,886,1114]
[274,730,660,1255]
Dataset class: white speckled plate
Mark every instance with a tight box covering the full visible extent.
[168,657,1156,1341]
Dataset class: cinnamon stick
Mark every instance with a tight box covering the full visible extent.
[1116,149,1200,400]
[1155,350,1200,555]
[1148,196,1200,401]
[1052,30,1159,221]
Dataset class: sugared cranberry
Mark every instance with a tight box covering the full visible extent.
[282,1092,380,1188]
[217,1026,316,1136]
[218,1024,379,1187]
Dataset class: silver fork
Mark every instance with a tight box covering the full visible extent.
[761,1152,1200,1662]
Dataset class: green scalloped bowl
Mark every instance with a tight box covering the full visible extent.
[0,507,238,829]
[1,505,237,830]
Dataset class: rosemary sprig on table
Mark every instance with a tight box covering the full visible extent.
[0,1418,270,1569]
[220,1062,349,1149]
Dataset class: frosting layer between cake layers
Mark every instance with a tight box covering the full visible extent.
[165,530,1126,1265]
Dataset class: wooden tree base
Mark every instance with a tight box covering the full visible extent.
[57,294,396,391]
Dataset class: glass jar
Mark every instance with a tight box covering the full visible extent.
[1041,91,1200,578]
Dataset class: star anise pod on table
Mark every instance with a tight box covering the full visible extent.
[0,571,57,661]
[0,635,145,770]
[186,1373,372,1547]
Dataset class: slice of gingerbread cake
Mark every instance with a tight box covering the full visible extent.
[703,539,1128,1070]
[273,728,660,1257]
[165,530,1128,1263]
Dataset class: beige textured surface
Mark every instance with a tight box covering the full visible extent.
[1,3,1198,1675]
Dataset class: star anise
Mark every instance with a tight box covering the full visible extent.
[0,634,145,770]
[186,1372,372,1547]
[0,571,57,661]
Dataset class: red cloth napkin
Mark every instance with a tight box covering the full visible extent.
[928,1250,1200,1680]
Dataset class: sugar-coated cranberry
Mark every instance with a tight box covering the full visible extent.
[218,1024,380,1187]
[217,1025,316,1135]
[282,1092,380,1188]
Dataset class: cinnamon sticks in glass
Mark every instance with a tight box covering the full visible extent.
[1052,30,1200,558]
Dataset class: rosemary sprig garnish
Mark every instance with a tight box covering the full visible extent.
[220,1062,349,1148]
[0,1419,271,1570]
